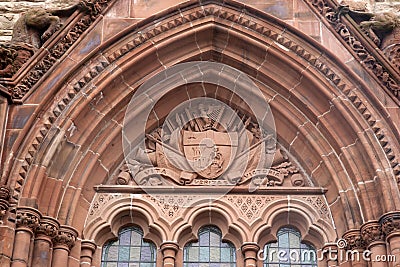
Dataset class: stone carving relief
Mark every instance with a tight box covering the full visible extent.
[0,186,11,223]
[116,104,307,189]
[0,5,81,78]
[343,6,400,71]
[305,0,400,100]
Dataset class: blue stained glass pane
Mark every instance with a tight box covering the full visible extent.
[140,246,152,261]
[131,231,142,246]
[187,263,199,267]
[188,247,199,262]
[120,231,131,245]
[279,234,289,248]
[289,232,300,247]
[118,246,129,261]
[210,247,220,262]
[210,232,220,245]
[199,232,210,246]
[108,246,118,261]
[220,248,232,262]
[130,247,140,261]
[199,247,209,262]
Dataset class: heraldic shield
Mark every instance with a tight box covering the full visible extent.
[183,130,238,179]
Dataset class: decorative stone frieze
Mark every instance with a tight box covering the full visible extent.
[343,229,366,250]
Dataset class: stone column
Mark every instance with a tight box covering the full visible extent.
[11,207,40,267]
[51,225,78,267]
[32,216,59,267]
[320,243,339,267]
[241,243,260,267]
[0,186,12,266]
[343,229,367,267]
[380,212,400,267]
[80,241,96,267]
[160,242,179,267]
[361,221,387,267]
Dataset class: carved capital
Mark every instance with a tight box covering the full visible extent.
[0,186,11,223]
[343,229,366,250]
[52,225,78,250]
[361,221,384,246]
[241,243,260,260]
[35,216,60,239]
[81,240,97,253]
[379,212,400,238]
[16,207,41,232]
[160,242,179,259]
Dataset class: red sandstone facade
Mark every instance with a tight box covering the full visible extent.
[0,0,399,267]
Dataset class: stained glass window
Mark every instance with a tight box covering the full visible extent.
[101,226,156,267]
[183,225,236,267]
[264,227,317,267]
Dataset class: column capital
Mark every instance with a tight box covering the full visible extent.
[0,186,10,223]
[241,243,260,253]
[81,240,97,253]
[35,216,60,240]
[360,221,384,247]
[52,225,78,251]
[379,211,400,239]
[322,242,338,250]
[16,206,41,232]
[342,229,366,250]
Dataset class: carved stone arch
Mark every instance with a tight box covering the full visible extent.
[83,194,165,247]
[1,3,399,267]
[254,197,336,249]
[174,202,246,249]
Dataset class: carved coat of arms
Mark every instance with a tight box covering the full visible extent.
[117,102,306,188]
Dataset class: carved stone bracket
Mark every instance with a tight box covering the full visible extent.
[360,221,384,247]
[52,225,79,250]
[343,229,366,250]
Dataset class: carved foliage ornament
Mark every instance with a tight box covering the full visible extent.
[52,226,78,250]
[116,103,306,188]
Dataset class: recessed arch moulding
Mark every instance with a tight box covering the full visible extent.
[0,0,399,266]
